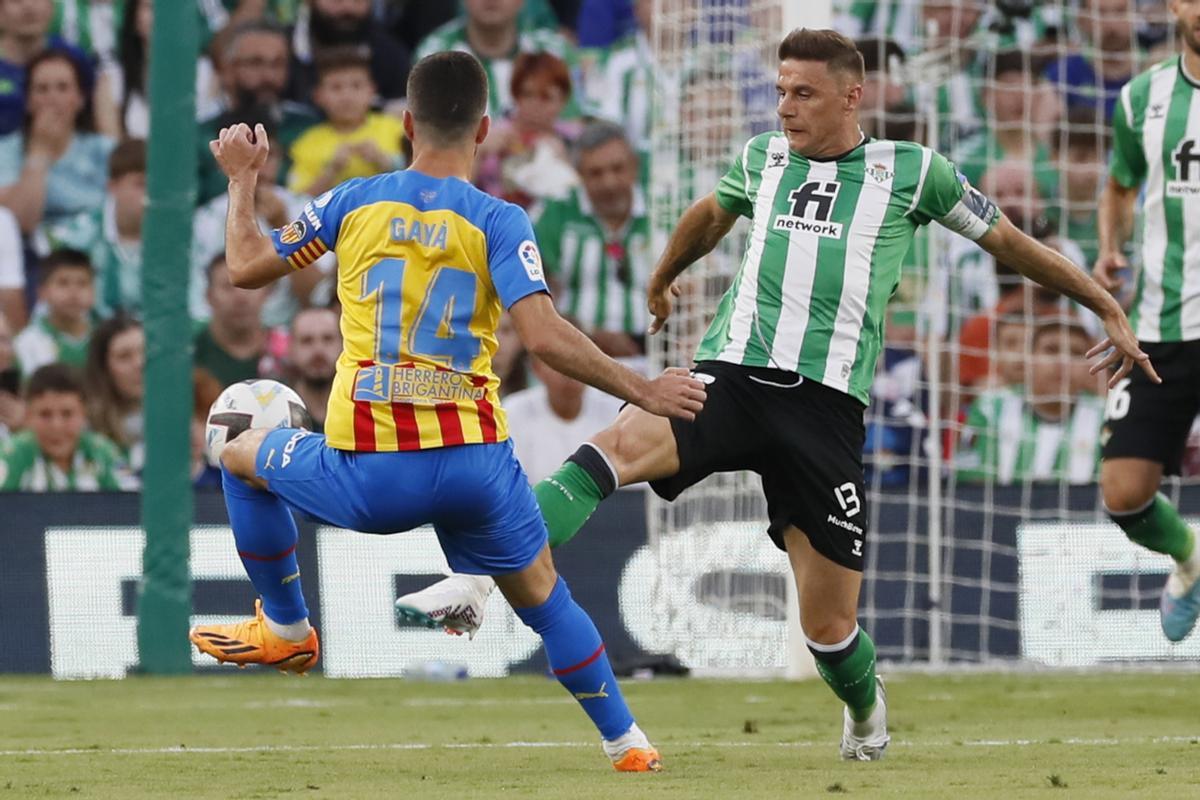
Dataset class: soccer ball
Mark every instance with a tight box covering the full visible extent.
[205,379,313,467]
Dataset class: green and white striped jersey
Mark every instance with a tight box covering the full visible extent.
[534,187,651,336]
[697,133,1001,403]
[1111,56,1200,342]
[955,387,1104,485]
[581,32,653,155]
[414,20,583,118]
[0,430,132,492]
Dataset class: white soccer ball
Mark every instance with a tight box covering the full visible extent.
[205,379,313,467]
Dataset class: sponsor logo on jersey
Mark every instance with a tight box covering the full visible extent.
[353,365,392,402]
[313,190,333,208]
[773,180,843,238]
[866,162,893,184]
[518,240,544,281]
[826,513,865,537]
[1168,139,1200,197]
[303,202,322,231]
[279,218,307,245]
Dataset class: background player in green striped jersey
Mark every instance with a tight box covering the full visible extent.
[397,27,1156,761]
[1093,0,1200,643]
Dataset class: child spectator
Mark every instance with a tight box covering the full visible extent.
[85,314,143,473]
[194,253,269,388]
[475,50,579,207]
[39,137,144,315]
[0,362,131,490]
[0,49,114,234]
[956,318,1105,485]
[13,248,93,377]
[286,48,405,197]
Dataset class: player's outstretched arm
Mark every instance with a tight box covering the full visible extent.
[210,123,292,289]
[647,193,739,334]
[976,215,1160,387]
[1094,176,1140,294]
[509,292,707,420]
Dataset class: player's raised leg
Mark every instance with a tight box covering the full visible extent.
[1101,457,1200,641]
[495,544,661,772]
[395,404,680,634]
[783,528,888,760]
[189,428,319,672]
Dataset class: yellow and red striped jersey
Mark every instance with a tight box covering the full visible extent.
[270,171,549,452]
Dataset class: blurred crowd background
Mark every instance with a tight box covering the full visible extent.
[0,0,1187,494]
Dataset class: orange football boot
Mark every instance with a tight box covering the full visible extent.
[189,599,319,674]
[611,747,663,772]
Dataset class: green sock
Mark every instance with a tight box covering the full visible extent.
[1111,494,1196,563]
[534,461,606,549]
[809,628,878,722]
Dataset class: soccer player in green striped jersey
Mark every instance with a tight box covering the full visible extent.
[1094,0,1200,643]
[397,28,1154,761]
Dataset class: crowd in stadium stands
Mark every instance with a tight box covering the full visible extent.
[0,0,1192,492]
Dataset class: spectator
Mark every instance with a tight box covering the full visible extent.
[13,247,93,376]
[0,310,23,438]
[0,0,96,136]
[38,137,143,315]
[287,48,405,196]
[284,306,339,432]
[0,48,114,234]
[955,317,1105,485]
[114,0,222,138]
[582,0,652,158]
[196,21,319,204]
[194,253,269,388]
[856,37,918,142]
[1055,107,1107,269]
[416,0,581,119]
[84,313,143,472]
[285,0,410,107]
[190,366,223,489]
[192,120,331,328]
[535,121,649,357]
[475,50,579,207]
[1044,0,1136,123]
[493,311,528,397]
[0,362,131,490]
[0,204,25,328]
[954,49,1059,207]
[504,340,622,483]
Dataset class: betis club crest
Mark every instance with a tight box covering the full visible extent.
[866,162,893,184]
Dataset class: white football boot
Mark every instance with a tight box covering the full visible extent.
[394,573,495,638]
[839,676,890,761]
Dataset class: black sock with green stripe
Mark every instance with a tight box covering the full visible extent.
[1109,494,1195,562]
[808,626,878,722]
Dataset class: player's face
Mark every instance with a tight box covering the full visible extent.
[465,0,523,28]
[289,310,341,383]
[106,326,145,401]
[1,0,52,39]
[1172,0,1200,53]
[40,268,94,324]
[577,138,638,224]
[315,67,375,125]
[228,33,289,102]
[776,59,861,158]
[26,58,84,122]
[27,390,86,466]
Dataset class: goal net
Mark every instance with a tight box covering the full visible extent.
[647,0,1200,673]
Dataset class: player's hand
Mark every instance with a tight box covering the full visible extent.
[210,122,270,182]
[637,367,706,421]
[1092,250,1127,293]
[647,280,682,335]
[1087,311,1161,387]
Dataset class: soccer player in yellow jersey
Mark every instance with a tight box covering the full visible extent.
[189,52,706,772]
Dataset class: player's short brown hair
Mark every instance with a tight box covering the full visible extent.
[778,28,865,81]
[407,51,489,143]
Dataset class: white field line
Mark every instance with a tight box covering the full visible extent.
[1,736,1197,758]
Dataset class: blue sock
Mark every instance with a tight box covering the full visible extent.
[221,465,308,624]
[514,577,634,740]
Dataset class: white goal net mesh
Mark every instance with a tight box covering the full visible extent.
[648,0,1200,671]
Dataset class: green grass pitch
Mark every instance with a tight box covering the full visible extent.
[1,672,1197,798]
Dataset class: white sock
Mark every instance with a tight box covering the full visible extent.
[602,722,650,758]
[264,614,312,642]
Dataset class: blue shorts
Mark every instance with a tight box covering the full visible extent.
[254,429,547,575]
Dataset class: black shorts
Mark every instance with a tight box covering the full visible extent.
[649,360,868,571]
[1101,340,1200,475]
